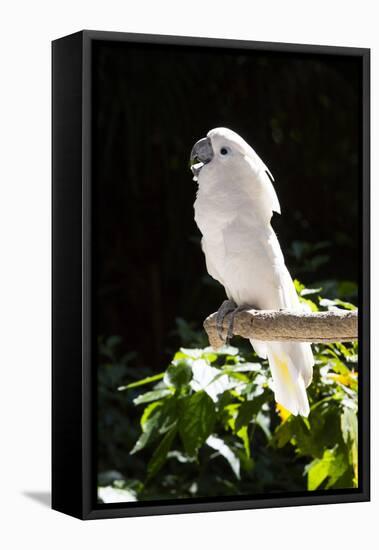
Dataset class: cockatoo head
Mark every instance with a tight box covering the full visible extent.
[190,127,280,215]
[190,127,259,183]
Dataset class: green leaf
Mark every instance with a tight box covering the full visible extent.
[190,360,235,401]
[140,401,163,430]
[287,403,344,459]
[294,279,305,294]
[274,418,295,448]
[202,352,219,363]
[133,388,172,405]
[129,431,152,456]
[341,407,358,446]
[341,407,358,485]
[329,357,351,376]
[98,485,137,503]
[319,298,357,311]
[164,361,193,389]
[206,435,240,478]
[222,369,250,383]
[319,298,337,309]
[215,345,240,356]
[118,372,164,390]
[325,451,349,489]
[236,425,250,458]
[146,427,177,480]
[175,347,218,363]
[130,401,164,454]
[178,348,205,359]
[237,448,255,472]
[229,362,262,373]
[334,299,357,311]
[300,297,319,312]
[157,399,178,434]
[178,391,216,457]
[235,391,269,431]
[255,411,271,440]
[131,399,177,454]
[307,447,348,490]
[300,287,322,296]
[307,453,332,490]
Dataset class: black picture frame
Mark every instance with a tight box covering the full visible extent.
[52,30,370,520]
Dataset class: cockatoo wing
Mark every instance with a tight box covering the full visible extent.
[201,238,226,288]
[262,166,281,215]
[245,156,281,218]
[248,233,314,414]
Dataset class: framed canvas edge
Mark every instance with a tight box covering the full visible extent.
[53,30,370,521]
[52,31,85,520]
[84,491,369,520]
[77,28,370,56]
[360,45,370,502]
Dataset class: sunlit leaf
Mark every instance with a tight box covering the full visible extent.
[300,287,322,296]
[255,411,271,440]
[307,447,348,490]
[206,435,240,478]
[236,425,250,458]
[118,372,164,391]
[178,348,205,359]
[131,399,177,454]
[133,388,172,405]
[300,297,319,312]
[190,359,236,402]
[334,299,357,311]
[98,486,137,503]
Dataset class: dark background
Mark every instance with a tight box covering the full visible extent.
[93,40,361,372]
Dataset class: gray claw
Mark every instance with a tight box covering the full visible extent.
[225,305,246,344]
[216,299,237,341]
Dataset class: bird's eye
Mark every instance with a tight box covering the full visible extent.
[220,147,229,156]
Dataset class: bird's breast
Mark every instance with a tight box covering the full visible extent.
[194,180,254,238]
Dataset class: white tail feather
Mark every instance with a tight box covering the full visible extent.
[266,342,312,417]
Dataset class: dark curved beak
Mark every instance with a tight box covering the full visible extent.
[190,136,214,165]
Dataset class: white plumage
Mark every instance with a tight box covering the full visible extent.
[192,127,314,416]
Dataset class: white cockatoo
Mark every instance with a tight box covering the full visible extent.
[190,127,314,417]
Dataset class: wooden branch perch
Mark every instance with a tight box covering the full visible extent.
[203,308,358,350]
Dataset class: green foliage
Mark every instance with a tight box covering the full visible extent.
[179,391,216,457]
[97,336,141,475]
[289,240,332,274]
[98,285,358,503]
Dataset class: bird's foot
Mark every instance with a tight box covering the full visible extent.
[216,300,247,345]
[216,300,237,342]
[225,305,248,344]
